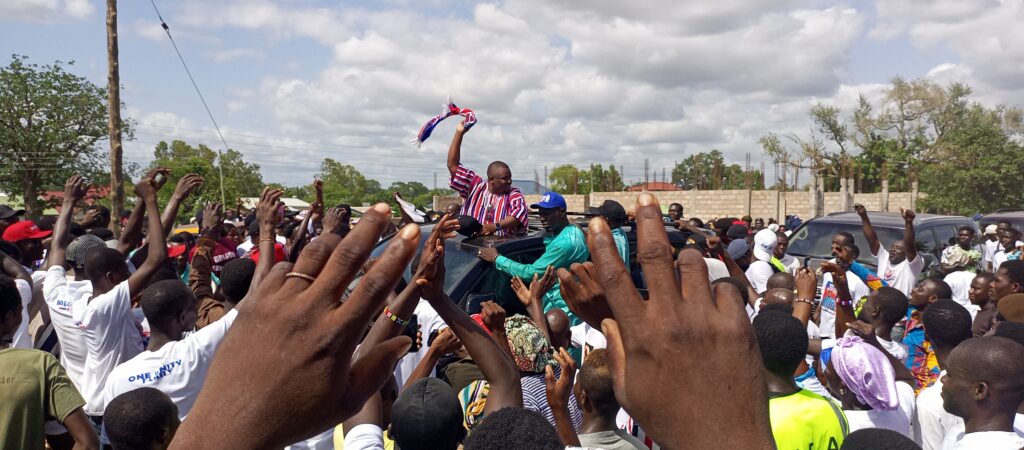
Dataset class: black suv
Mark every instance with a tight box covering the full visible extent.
[349,221,692,316]
[785,212,978,276]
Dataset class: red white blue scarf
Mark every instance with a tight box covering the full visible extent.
[411,96,477,147]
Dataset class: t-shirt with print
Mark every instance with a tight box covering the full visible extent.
[102,309,238,420]
[769,388,847,450]
[0,348,86,450]
[42,266,92,388]
[875,247,924,298]
[915,370,962,450]
[819,269,870,338]
[11,279,33,349]
[844,381,916,438]
[77,280,145,415]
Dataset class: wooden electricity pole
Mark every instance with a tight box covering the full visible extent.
[106,0,125,237]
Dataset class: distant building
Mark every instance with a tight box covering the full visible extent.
[626,181,681,192]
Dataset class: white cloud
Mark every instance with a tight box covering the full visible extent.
[207,48,265,63]
[0,0,93,22]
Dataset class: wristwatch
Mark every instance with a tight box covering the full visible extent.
[495,221,502,231]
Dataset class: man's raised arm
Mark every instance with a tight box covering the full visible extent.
[49,175,88,269]
[126,176,168,298]
[447,122,467,177]
[855,203,881,256]
[901,208,918,262]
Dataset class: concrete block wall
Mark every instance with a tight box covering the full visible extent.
[435,190,920,221]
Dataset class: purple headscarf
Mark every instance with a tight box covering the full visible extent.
[831,336,899,411]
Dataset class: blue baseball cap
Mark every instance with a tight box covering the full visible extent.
[530,192,567,210]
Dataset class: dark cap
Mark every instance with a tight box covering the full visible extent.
[457,215,482,237]
[0,205,25,220]
[588,200,627,223]
[390,378,465,450]
[726,224,749,240]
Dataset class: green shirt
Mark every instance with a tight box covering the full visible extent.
[495,225,590,323]
[769,388,847,450]
[0,348,85,450]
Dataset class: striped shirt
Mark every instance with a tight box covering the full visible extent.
[521,370,582,431]
[450,164,528,236]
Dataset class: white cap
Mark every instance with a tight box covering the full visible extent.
[984,224,998,235]
[753,228,777,262]
[767,223,779,232]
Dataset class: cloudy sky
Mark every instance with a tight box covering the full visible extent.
[2,0,1022,189]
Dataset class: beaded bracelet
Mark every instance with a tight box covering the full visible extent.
[795,298,814,306]
[383,306,409,327]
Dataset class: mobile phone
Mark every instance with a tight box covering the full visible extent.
[401,314,420,352]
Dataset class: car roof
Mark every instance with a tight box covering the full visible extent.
[808,211,972,227]
[980,211,1024,220]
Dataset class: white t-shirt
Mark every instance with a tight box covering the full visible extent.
[983,239,1001,269]
[875,247,925,298]
[941,414,1024,450]
[102,309,238,420]
[819,269,870,338]
[879,337,909,364]
[341,424,385,450]
[42,266,93,388]
[571,322,608,365]
[778,253,801,274]
[392,299,447,390]
[942,431,1024,450]
[745,260,775,295]
[916,370,963,450]
[844,381,916,438]
[11,279,33,349]
[77,281,145,415]
[944,270,977,312]
[704,257,730,282]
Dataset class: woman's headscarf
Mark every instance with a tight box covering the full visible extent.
[504,314,555,373]
[831,335,899,411]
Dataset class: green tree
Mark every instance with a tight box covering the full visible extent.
[919,103,1024,214]
[548,164,583,194]
[0,55,128,217]
[148,140,263,222]
[316,158,384,207]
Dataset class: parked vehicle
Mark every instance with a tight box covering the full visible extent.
[348,220,693,316]
[785,212,978,277]
[978,210,1024,232]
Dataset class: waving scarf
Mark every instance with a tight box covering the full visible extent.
[831,335,900,411]
[411,96,477,147]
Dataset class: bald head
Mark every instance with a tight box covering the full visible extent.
[766,273,795,291]
[943,336,1024,421]
[762,288,795,308]
[545,309,570,350]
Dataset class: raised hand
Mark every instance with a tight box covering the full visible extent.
[511,277,532,307]
[853,203,867,217]
[414,214,459,300]
[172,174,204,200]
[480,300,507,334]
[544,347,577,411]
[202,203,224,233]
[901,207,916,223]
[63,175,88,203]
[557,262,613,329]
[170,203,419,450]
[322,207,349,235]
[146,167,172,192]
[586,194,775,450]
[795,267,817,299]
[134,174,158,199]
[430,327,462,356]
[257,187,284,232]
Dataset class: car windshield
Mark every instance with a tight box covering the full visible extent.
[786,222,904,266]
[344,227,478,298]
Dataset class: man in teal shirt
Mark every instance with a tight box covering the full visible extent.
[589,200,629,264]
[478,191,589,324]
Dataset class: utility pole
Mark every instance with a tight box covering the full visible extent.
[644,159,650,191]
[106,0,124,237]
[433,171,437,190]
[544,166,548,189]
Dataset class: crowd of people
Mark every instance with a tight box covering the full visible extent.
[3,124,1024,450]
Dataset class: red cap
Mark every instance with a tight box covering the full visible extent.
[167,243,188,258]
[471,313,490,333]
[2,220,52,242]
